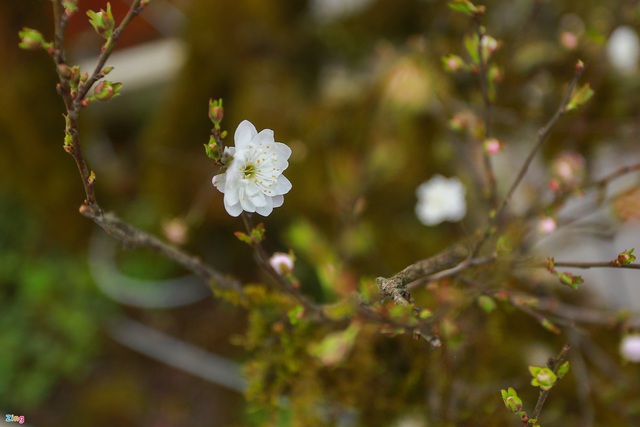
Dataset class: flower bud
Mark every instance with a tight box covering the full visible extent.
[94,80,122,101]
[18,28,49,51]
[483,137,502,155]
[208,98,224,128]
[87,3,115,39]
[550,151,586,190]
[442,54,465,72]
[57,64,73,79]
[537,216,557,234]
[63,0,79,15]
[269,252,294,275]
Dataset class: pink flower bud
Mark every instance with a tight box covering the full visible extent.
[208,98,224,127]
[93,80,122,101]
[560,32,578,50]
[550,151,586,189]
[18,27,48,50]
[483,138,502,155]
[537,217,557,234]
[269,252,294,275]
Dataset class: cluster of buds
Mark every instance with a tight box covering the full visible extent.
[611,248,636,267]
[204,98,228,163]
[56,64,88,99]
[546,257,584,289]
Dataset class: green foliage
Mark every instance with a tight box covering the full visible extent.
[0,197,110,409]
[565,83,594,112]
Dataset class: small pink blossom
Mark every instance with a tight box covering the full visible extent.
[537,217,557,235]
[269,252,294,274]
[620,334,640,362]
[560,31,578,49]
[483,138,502,155]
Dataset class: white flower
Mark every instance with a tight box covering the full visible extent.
[212,120,292,217]
[620,334,640,362]
[607,26,640,74]
[415,175,466,226]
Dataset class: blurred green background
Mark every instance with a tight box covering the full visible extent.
[2,0,640,425]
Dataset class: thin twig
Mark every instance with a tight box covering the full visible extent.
[74,0,146,105]
[471,63,585,258]
[539,161,640,216]
[539,260,640,270]
[474,20,498,209]
[531,344,571,421]
[240,213,323,316]
[50,0,242,299]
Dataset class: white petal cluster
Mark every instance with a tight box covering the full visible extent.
[607,26,640,74]
[212,120,292,217]
[415,175,466,226]
[620,334,640,363]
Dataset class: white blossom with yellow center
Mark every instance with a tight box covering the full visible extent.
[213,120,292,217]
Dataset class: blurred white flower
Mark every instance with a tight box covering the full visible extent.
[310,0,373,22]
[620,334,640,362]
[606,26,640,74]
[415,175,466,226]
[537,216,557,235]
[269,252,294,275]
[212,120,292,217]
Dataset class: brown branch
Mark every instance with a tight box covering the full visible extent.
[539,161,640,216]
[376,243,470,304]
[240,213,324,317]
[49,0,243,299]
[538,260,640,270]
[82,209,242,294]
[74,0,147,105]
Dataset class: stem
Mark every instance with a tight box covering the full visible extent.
[531,345,571,421]
[471,64,585,258]
[474,21,498,209]
[74,0,146,105]
[544,260,640,270]
[240,213,322,316]
[50,0,239,297]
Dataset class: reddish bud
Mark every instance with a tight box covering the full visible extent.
[93,80,122,101]
[208,98,224,128]
[18,28,50,51]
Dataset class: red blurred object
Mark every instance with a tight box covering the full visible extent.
[65,0,163,48]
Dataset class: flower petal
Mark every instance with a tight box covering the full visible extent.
[235,120,258,149]
[255,129,275,147]
[224,199,243,217]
